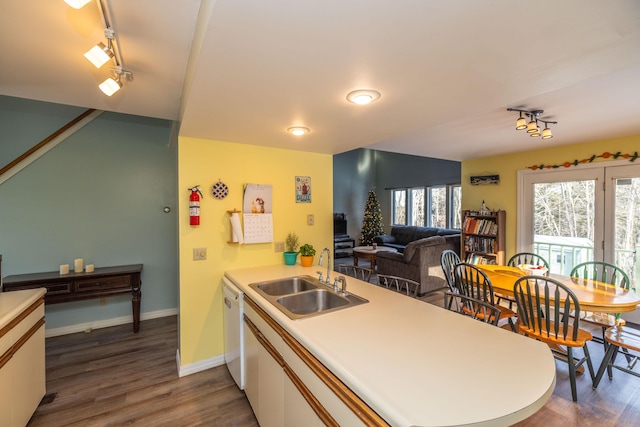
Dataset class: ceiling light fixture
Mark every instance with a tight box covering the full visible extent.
[507,108,557,140]
[346,89,381,105]
[287,126,310,136]
[64,0,92,9]
[69,0,134,96]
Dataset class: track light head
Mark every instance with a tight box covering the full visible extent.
[84,42,114,68]
[516,112,527,130]
[64,0,92,9]
[542,126,553,139]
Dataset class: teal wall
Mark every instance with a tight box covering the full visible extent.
[0,96,178,330]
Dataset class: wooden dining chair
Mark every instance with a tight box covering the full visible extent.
[453,263,517,331]
[593,325,640,388]
[507,252,550,269]
[500,252,550,309]
[337,264,373,282]
[440,249,460,307]
[513,276,595,402]
[377,274,421,298]
[445,291,501,326]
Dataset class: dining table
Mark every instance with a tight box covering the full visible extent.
[476,264,640,314]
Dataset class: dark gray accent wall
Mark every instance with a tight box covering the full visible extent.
[334,148,461,238]
[332,149,376,242]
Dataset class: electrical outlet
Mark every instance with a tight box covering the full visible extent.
[100,298,107,306]
[193,247,207,260]
[274,241,284,252]
[307,214,314,226]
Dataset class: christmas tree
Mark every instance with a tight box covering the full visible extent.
[360,190,384,245]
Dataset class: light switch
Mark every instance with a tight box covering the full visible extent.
[307,214,314,226]
[193,247,207,260]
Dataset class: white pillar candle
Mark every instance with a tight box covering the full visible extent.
[74,258,84,273]
[60,264,70,275]
[85,264,95,273]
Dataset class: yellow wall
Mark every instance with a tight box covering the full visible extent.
[462,134,640,259]
[177,137,333,365]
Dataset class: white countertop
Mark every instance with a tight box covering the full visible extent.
[225,265,556,427]
[0,288,47,329]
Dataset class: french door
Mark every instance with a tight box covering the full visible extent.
[518,162,640,290]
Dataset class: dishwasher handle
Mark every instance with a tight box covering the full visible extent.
[223,276,243,305]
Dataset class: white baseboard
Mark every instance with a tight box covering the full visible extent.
[176,349,225,377]
[44,308,178,338]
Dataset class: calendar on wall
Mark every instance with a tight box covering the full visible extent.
[242,184,273,243]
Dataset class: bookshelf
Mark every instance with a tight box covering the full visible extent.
[461,209,506,265]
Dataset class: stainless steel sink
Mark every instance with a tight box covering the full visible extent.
[249,275,368,319]
[255,276,318,295]
[277,289,349,314]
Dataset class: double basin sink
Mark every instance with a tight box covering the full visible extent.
[249,275,368,320]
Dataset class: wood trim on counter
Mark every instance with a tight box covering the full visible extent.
[0,316,45,370]
[0,298,44,340]
[244,295,390,427]
[243,315,284,367]
[283,363,339,427]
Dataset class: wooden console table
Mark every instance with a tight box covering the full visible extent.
[2,264,143,333]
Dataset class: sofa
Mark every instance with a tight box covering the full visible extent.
[374,226,460,253]
[374,226,461,296]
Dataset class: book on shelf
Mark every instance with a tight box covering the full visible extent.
[465,253,497,265]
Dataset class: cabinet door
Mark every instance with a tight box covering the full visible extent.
[258,342,284,427]
[12,324,45,427]
[0,359,13,427]
[243,321,259,417]
[284,374,319,427]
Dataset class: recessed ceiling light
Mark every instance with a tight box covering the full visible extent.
[287,126,310,136]
[346,89,381,105]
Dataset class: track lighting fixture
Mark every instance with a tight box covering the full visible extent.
[507,108,557,140]
[67,0,133,96]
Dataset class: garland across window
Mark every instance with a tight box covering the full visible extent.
[528,151,639,170]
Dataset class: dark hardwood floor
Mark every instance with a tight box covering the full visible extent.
[28,259,640,426]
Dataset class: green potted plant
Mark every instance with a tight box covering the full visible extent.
[299,243,316,267]
[283,232,299,265]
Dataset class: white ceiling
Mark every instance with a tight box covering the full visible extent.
[2,0,640,161]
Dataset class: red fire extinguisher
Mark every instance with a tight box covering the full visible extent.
[188,186,203,226]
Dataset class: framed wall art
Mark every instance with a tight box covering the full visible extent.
[295,176,311,203]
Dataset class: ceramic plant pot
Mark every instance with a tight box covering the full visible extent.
[300,255,314,267]
[283,252,298,265]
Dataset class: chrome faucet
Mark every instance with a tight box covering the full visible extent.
[318,247,331,285]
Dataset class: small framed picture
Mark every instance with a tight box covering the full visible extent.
[295,176,311,203]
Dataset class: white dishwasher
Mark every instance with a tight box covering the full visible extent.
[223,277,244,389]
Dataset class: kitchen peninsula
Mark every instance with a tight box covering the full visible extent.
[225,265,556,427]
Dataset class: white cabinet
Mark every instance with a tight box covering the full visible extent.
[0,290,46,427]
[242,295,382,427]
[243,303,284,427]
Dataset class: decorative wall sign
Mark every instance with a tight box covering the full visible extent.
[470,175,500,185]
[211,180,229,199]
[295,176,311,203]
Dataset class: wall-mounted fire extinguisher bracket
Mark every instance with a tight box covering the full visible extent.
[188,185,204,226]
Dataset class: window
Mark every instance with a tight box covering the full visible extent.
[391,184,461,229]
[392,189,407,225]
